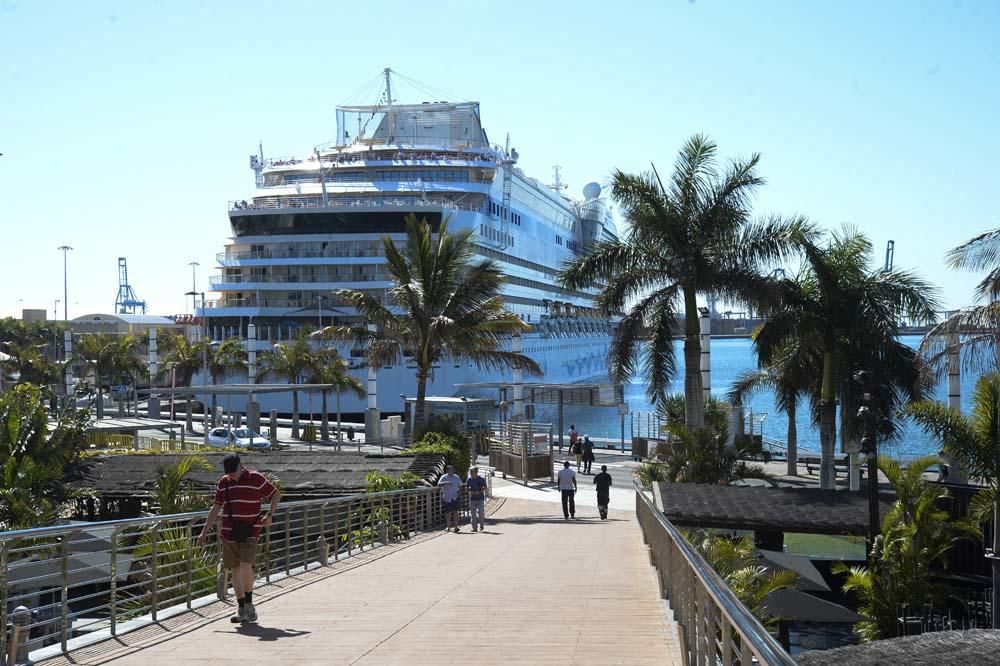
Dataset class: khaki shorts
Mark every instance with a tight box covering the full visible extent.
[222,539,258,569]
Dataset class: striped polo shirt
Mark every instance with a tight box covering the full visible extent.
[213,469,277,542]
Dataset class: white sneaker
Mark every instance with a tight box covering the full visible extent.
[230,605,245,623]
[244,603,257,622]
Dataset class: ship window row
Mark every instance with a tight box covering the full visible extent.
[216,265,388,284]
[225,240,385,260]
[479,225,514,247]
[215,288,387,309]
[270,170,472,186]
[487,200,522,225]
[504,274,594,300]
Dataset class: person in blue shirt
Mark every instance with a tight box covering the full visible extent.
[466,466,488,532]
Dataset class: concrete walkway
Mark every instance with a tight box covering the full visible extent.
[41,498,679,666]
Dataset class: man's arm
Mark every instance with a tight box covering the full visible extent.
[197,503,222,545]
[262,490,282,527]
[572,475,577,491]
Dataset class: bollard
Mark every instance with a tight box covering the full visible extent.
[318,536,329,566]
[9,605,31,664]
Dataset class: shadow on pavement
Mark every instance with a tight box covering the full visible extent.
[488,516,607,525]
[231,624,311,641]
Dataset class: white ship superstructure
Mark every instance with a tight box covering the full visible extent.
[202,70,617,414]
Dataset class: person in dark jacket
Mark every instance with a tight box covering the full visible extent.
[593,465,612,519]
[581,435,596,474]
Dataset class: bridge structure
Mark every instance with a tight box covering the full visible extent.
[1,480,793,665]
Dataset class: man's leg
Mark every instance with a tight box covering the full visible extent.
[569,491,575,517]
[561,491,569,519]
[476,501,485,529]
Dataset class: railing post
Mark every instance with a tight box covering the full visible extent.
[264,519,272,584]
[185,521,195,609]
[110,529,119,635]
[150,523,160,622]
[60,535,70,653]
[0,541,8,660]
[333,504,341,561]
[722,620,733,665]
[284,510,291,576]
[302,505,310,570]
[318,502,329,566]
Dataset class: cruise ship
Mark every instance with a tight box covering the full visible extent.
[200,69,618,415]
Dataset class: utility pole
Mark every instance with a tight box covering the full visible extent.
[58,245,72,320]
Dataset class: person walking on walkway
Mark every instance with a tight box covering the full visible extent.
[438,464,463,532]
[198,453,281,624]
[466,466,487,532]
[582,435,595,474]
[557,461,577,519]
[593,464,612,520]
[571,435,583,471]
[565,424,578,454]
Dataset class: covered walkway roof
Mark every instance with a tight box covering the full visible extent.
[456,381,625,406]
[657,482,893,536]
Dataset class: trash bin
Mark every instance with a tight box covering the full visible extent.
[347,426,355,441]
[303,424,317,442]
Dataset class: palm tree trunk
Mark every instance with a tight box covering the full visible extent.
[336,391,342,451]
[291,388,300,439]
[321,390,329,442]
[414,367,429,432]
[786,398,798,477]
[819,351,837,490]
[683,287,705,428]
[185,396,193,433]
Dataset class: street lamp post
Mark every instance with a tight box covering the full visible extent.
[854,370,883,560]
[187,290,208,444]
[58,245,72,320]
[188,262,200,314]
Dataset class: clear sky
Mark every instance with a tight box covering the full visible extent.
[2,0,998,319]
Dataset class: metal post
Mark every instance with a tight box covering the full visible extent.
[60,537,70,652]
[0,542,8,659]
[150,524,160,621]
[303,506,310,570]
[557,389,564,452]
[512,334,523,420]
[284,511,291,576]
[110,530,119,635]
[699,307,711,403]
[58,244,72,321]
[185,522,195,608]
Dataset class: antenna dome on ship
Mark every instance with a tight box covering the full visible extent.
[583,182,602,200]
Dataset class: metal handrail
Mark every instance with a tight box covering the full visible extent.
[634,483,796,666]
[0,485,467,661]
[229,197,483,213]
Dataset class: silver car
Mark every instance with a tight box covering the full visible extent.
[206,427,270,450]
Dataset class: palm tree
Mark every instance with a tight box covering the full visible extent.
[159,333,203,432]
[836,456,954,641]
[307,352,364,448]
[257,329,321,439]
[74,333,145,419]
[754,228,938,489]
[908,374,1000,620]
[729,340,818,476]
[559,134,810,427]
[154,455,212,513]
[324,214,540,431]
[204,337,247,427]
[920,228,1000,395]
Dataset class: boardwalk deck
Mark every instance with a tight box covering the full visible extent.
[38,497,680,666]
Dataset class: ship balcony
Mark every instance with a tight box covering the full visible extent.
[217,248,386,266]
[209,274,390,289]
[229,196,484,214]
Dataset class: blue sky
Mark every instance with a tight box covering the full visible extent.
[1,0,998,319]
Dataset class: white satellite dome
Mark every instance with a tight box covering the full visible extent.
[582,182,601,200]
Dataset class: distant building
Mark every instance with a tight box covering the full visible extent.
[70,313,185,336]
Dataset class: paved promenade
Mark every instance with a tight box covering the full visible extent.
[40,497,680,666]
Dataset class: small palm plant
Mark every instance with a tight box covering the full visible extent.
[685,530,795,628]
[834,456,955,642]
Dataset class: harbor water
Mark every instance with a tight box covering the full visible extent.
[531,335,980,459]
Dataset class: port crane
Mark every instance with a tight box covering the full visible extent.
[115,257,147,314]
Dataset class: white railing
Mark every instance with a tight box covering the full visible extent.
[634,484,796,666]
[209,273,387,286]
[218,248,385,262]
[229,197,483,213]
[0,485,465,662]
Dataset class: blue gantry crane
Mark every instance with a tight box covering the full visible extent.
[115,257,147,314]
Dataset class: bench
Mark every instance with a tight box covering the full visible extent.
[801,456,854,477]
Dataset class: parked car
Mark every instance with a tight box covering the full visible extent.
[206,427,270,450]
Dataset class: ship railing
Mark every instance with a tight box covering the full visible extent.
[209,274,387,286]
[229,198,484,213]
[218,248,385,262]
[635,482,796,666]
[265,150,497,169]
[0,487,453,662]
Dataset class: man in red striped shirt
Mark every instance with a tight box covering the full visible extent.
[198,453,281,624]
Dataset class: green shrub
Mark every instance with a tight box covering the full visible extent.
[401,431,471,477]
